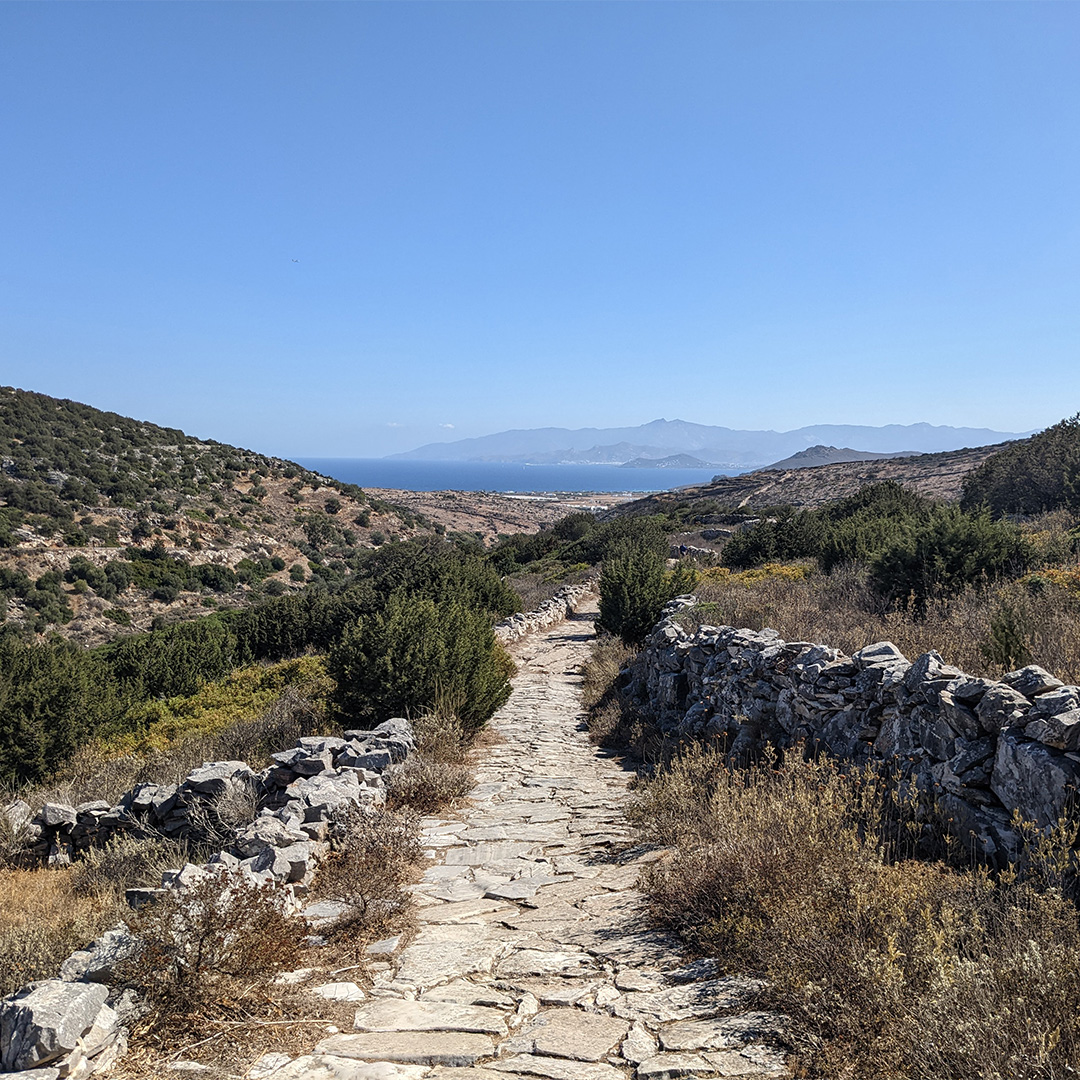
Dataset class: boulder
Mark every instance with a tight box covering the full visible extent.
[1003,665,1064,700]
[0,980,108,1071]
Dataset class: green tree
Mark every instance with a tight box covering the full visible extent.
[329,589,514,731]
[870,505,1031,613]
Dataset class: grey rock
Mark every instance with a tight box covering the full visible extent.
[991,734,1080,827]
[0,980,108,1070]
[182,760,255,796]
[976,683,1031,733]
[37,803,77,830]
[1024,708,1080,752]
[1003,665,1064,700]
[59,924,140,983]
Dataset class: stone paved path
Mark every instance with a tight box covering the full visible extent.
[271,604,789,1080]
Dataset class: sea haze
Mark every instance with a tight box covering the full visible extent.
[296,458,730,494]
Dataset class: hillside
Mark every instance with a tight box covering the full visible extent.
[611,442,1008,519]
[762,444,919,470]
[0,388,430,643]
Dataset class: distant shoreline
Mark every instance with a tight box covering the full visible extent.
[296,457,733,495]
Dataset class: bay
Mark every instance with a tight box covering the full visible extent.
[296,458,733,494]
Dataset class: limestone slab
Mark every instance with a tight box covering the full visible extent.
[267,1057,430,1079]
[501,1008,629,1062]
[613,979,767,1025]
[314,1032,493,1068]
[659,1014,789,1053]
[352,999,509,1037]
[496,949,598,979]
[421,980,516,1008]
[636,1052,718,1079]
[484,1055,626,1080]
[445,843,538,866]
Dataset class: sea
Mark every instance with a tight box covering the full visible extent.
[295,458,732,495]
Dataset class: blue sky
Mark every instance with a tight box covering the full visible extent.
[2,2,1078,457]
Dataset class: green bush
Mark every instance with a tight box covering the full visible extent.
[599,541,674,644]
[871,505,1031,612]
[329,589,514,730]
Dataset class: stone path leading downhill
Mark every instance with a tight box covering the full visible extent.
[270,603,790,1080]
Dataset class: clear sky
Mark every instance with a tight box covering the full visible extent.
[2,2,1078,457]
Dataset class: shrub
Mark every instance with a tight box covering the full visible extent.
[312,808,419,943]
[633,746,1080,1080]
[121,869,304,1015]
[329,589,514,730]
[599,541,697,644]
[870,505,1030,612]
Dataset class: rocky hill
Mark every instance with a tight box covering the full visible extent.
[611,442,1009,519]
[0,388,429,644]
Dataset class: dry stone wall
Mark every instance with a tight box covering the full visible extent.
[494,580,598,645]
[625,597,1080,864]
[0,719,415,1078]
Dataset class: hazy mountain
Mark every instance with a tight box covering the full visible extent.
[762,445,921,471]
[619,453,712,469]
[391,419,1029,469]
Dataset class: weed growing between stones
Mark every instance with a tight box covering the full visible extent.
[633,745,1080,1079]
[312,807,421,950]
[386,707,476,814]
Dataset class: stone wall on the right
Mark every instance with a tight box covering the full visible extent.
[624,597,1080,863]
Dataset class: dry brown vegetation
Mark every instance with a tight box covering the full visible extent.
[632,745,1080,1080]
[0,865,119,996]
[681,562,1080,684]
[580,633,656,758]
[386,708,477,814]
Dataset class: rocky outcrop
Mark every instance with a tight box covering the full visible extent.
[625,598,1080,863]
[494,581,598,644]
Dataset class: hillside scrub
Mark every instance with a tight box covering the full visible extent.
[0,537,520,784]
[683,561,1080,685]
[633,745,1080,1080]
[962,412,1080,515]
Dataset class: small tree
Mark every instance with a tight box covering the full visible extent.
[329,588,514,730]
[599,540,671,644]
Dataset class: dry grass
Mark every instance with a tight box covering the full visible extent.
[386,708,476,815]
[507,563,595,613]
[0,866,119,996]
[684,562,1080,683]
[634,745,1080,1080]
[580,632,657,759]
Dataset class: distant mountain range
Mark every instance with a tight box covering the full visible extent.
[391,419,1029,471]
